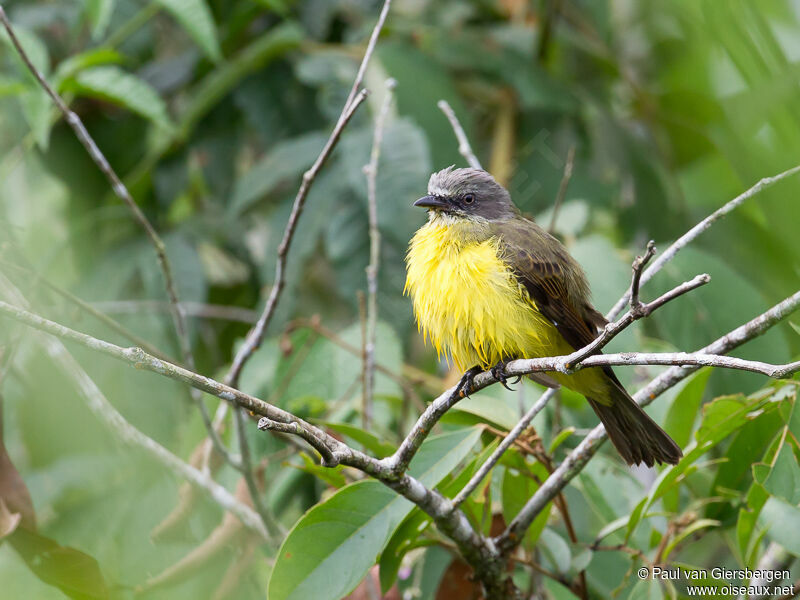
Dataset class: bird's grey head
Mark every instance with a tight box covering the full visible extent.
[414,166,517,221]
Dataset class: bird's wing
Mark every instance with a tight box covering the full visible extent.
[491,219,605,351]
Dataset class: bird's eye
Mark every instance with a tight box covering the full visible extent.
[463,194,474,204]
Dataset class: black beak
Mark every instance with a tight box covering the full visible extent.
[414,195,449,209]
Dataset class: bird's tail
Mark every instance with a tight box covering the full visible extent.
[587,383,682,467]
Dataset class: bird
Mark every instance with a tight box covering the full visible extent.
[404,166,682,467]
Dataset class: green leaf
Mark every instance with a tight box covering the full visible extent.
[660,519,720,561]
[268,427,481,600]
[627,578,664,600]
[763,435,800,504]
[293,453,347,489]
[53,48,123,89]
[10,527,110,600]
[539,528,571,574]
[1,26,52,148]
[663,368,711,448]
[758,496,800,557]
[230,132,327,215]
[84,0,116,40]
[501,454,551,548]
[549,427,575,454]
[647,394,774,509]
[155,0,221,61]
[70,66,172,129]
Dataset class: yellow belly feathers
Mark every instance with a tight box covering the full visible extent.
[405,220,576,373]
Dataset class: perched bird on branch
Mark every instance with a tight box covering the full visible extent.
[405,167,682,466]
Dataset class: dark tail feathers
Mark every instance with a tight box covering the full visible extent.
[588,385,682,467]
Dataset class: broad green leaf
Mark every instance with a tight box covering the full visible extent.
[447,388,519,430]
[53,48,123,89]
[293,453,347,489]
[663,368,711,448]
[70,66,172,129]
[156,0,221,61]
[501,455,551,548]
[0,75,25,98]
[178,22,302,135]
[539,528,571,574]
[758,496,800,557]
[1,26,52,148]
[9,527,109,600]
[624,497,649,543]
[268,427,481,600]
[230,132,327,215]
[763,436,800,504]
[647,394,774,508]
[84,0,116,40]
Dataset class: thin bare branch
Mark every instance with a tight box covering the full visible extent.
[235,408,283,537]
[362,78,396,428]
[630,240,656,314]
[438,100,482,170]
[91,300,258,323]
[548,145,576,234]
[452,388,558,508]
[607,164,800,320]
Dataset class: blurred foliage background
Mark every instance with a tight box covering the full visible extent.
[1,0,799,599]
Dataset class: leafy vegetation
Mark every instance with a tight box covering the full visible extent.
[1,1,799,599]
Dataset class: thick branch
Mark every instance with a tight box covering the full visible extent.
[496,288,800,554]
[438,100,482,169]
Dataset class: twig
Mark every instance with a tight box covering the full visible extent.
[496,288,800,554]
[363,78,396,429]
[606,164,800,320]
[548,146,576,234]
[452,389,558,507]
[629,240,656,314]
[234,407,283,537]
[90,300,259,323]
[438,100,482,169]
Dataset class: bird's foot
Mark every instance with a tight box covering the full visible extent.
[455,366,482,399]
[490,360,520,391]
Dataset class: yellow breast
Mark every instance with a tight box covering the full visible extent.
[405,220,570,371]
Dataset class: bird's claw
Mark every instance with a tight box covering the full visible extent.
[491,362,518,391]
[456,366,482,399]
